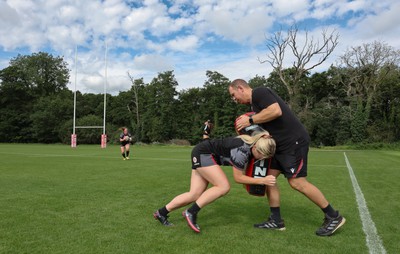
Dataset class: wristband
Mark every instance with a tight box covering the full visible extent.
[204,124,211,134]
[249,116,254,125]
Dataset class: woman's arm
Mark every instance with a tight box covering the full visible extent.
[232,167,276,186]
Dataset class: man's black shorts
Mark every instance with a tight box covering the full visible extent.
[269,141,309,178]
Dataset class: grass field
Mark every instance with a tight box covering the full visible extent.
[0,144,398,254]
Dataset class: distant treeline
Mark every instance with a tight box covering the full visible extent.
[0,49,399,146]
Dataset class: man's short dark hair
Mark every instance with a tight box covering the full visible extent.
[230,79,250,89]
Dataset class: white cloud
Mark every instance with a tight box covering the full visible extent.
[173,50,273,90]
[0,1,20,26]
[166,35,199,52]
[193,0,275,44]
[133,54,174,71]
[122,5,159,32]
[1,0,400,94]
[58,5,81,23]
[271,0,310,17]
[150,16,193,36]
[351,1,400,44]
[81,74,104,91]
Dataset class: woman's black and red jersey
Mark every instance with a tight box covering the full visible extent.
[120,133,132,146]
[191,137,252,170]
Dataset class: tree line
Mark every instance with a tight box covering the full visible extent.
[1,41,399,146]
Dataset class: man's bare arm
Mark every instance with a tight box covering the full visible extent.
[236,102,282,131]
[252,102,282,124]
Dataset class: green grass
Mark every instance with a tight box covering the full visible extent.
[0,144,398,253]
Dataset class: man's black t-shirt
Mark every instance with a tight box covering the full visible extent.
[251,87,310,153]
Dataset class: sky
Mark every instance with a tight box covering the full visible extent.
[0,0,399,94]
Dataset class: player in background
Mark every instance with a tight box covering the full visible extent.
[119,127,132,160]
[202,120,231,166]
[229,79,345,236]
[202,120,213,140]
[153,132,277,233]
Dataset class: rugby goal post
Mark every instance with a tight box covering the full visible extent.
[71,44,108,148]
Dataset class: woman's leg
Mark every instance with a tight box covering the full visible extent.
[165,170,208,212]
[183,165,230,232]
[154,169,208,226]
[193,165,230,208]
[120,146,126,159]
[125,144,130,159]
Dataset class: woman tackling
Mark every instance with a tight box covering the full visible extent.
[153,131,276,233]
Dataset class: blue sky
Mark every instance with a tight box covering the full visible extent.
[0,0,399,94]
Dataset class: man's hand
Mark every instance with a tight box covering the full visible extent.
[235,115,251,131]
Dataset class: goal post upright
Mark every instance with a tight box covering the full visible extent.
[101,42,108,148]
[71,45,78,148]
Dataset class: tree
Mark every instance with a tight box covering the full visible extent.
[108,91,132,131]
[141,71,178,142]
[260,25,339,113]
[75,92,105,117]
[249,74,289,99]
[0,52,70,142]
[30,90,73,143]
[7,52,69,96]
[338,41,400,141]
[60,115,103,144]
[368,65,400,142]
[2,50,399,145]
[127,73,144,141]
[176,87,204,144]
[201,71,247,138]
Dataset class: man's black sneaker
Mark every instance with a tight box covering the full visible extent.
[182,210,200,233]
[316,213,346,236]
[153,211,173,226]
[254,216,286,231]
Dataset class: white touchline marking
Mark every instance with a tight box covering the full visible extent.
[0,151,188,161]
[344,152,386,254]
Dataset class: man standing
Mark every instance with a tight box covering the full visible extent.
[229,79,345,236]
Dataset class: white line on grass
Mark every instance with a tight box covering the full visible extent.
[0,151,351,167]
[344,152,386,254]
[0,151,188,161]
[310,164,347,168]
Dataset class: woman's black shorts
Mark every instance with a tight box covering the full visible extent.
[191,143,220,169]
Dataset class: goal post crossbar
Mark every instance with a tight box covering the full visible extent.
[75,126,104,129]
